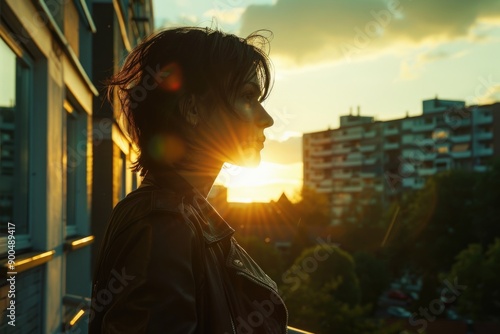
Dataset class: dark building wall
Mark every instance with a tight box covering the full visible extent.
[91,3,116,272]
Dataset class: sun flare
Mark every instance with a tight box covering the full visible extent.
[215,161,302,203]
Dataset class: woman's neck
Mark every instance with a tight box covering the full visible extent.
[175,154,224,198]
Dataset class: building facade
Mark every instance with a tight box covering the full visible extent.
[303,99,500,225]
[0,0,96,332]
[90,0,154,276]
[0,0,153,332]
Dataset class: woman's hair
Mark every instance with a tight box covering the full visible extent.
[106,27,273,175]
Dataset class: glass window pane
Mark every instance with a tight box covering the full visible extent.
[66,111,77,231]
[0,37,29,236]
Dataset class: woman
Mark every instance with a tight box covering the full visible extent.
[89,27,288,333]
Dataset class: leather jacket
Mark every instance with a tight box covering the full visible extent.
[89,169,288,333]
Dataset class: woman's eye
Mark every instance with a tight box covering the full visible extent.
[242,92,255,103]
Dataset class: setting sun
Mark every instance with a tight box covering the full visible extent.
[215,161,302,203]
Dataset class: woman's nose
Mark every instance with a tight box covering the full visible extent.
[258,104,274,128]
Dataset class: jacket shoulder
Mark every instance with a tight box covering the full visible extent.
[106,187,189,238]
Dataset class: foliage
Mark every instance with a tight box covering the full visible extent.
[294,186,331,227]
[353,251,391,308]
[283,244,404,333]
[236,235,285,283]
[443,239,500,320]
[383,169,480,305]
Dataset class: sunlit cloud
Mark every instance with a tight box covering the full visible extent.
[240,0,500,66]
[476,84,500,105]
[203,7,246,24]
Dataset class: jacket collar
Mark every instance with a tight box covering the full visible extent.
[141,169,235,244]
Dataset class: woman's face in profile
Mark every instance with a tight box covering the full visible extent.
[197,75,274,168]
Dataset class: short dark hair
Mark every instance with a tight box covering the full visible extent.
[106,27,273,175]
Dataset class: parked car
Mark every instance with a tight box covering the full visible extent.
[387,306,413,318]
[387,289,413,302]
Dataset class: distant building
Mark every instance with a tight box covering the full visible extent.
[303,99,500,225]
[209,185,298,253]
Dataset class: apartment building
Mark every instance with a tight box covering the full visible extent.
[0,1,153,332]
[303,99,500,225]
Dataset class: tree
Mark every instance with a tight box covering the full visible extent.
[383,170,480,306]
[353,251,391,308]
[444,239,500,320]
[293,186,331,227]
[282,245,404,333]
[474,159,500,246]
[236,235,285,283]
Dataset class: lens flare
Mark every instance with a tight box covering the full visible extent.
[158,62,183,92]
[149,134,185,164]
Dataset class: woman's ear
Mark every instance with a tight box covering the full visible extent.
[179,94,199,126]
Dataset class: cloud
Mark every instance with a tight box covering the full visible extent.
[203,7,246,24]
[397,47,469,81]
[240,0,500,65]
[476,83,500,105]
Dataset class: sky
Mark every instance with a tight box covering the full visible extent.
[152,0,500,202]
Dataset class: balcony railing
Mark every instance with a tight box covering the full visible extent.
[342,185,363,192]
[319,179,333,187]
[475,113,493,125]
[402,120,413,130]
[474,165,488,172]
[476,131,493,140]
[331,145,351,154]
[450,134,471,143]
[309,136,331,145]
[412,122,436,132]
[342,159,363,167]
[476,147,494,156]
[332,172,352,179]
[335,131,363,141]
[383,128,399,136]
[450,150,471,159]
[364,157,378,165]
[314,161,334,169]
[310,149,333,157]
[383,142,400,150]
[418,167,437,176]
[359,144,376,152]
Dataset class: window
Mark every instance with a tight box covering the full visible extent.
[437,146,449,154]
[119,150,127,200]
[63,99,88,237]
[432,128,449,140]
[0,36,33,253]
[452,144,469,152]
[64,102,77,237]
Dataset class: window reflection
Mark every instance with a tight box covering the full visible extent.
[0,37,29,236]
[0,37,17,235]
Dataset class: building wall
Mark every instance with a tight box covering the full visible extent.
[90,0,154,273]
[303,99,500,225]
[0,0,96,332]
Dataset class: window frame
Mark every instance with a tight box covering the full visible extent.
[0,31,34,254]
